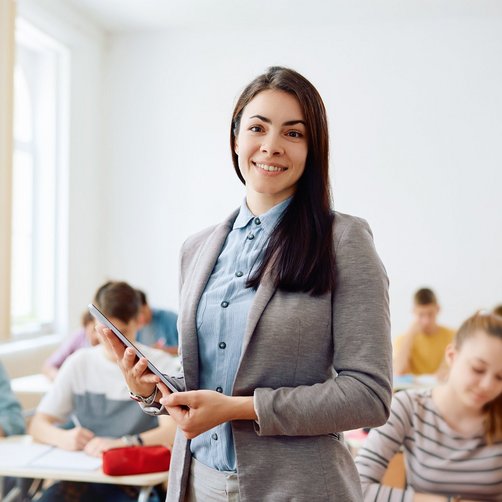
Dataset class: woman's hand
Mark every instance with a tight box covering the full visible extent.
[98,324,159,397]
[157,383,257,439]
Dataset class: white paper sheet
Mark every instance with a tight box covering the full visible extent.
[0,443,53,468]
[29,448,102,470]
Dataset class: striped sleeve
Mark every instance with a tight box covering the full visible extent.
[355,391,415,502]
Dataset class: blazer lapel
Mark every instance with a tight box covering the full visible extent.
[181,212,237,390]
[239,267,276,363]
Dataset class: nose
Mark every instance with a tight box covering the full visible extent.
[260,133,284,156]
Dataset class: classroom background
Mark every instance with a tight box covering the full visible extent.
[1,0,501,385]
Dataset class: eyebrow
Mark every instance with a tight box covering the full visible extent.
[248,114,306,127]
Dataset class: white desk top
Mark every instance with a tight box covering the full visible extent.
[0,435,168,487]
[10,373,52,395]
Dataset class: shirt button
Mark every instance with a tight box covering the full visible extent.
[221,301,229,308]
[235,271,243,278]
[216,387,223,393]
[211,433,218,440]
[254,217,261,225]
[219,342,226,349]
[247,233,255,240]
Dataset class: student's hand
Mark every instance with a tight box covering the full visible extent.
[60,427,95,451]
[99,325,159,397]
[406,320,421,338]
[83,437,121,457]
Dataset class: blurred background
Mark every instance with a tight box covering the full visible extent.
[1,0,501,375]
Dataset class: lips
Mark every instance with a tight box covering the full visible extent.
[253,161,288,172]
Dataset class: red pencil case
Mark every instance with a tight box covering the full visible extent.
[102,445,171,476]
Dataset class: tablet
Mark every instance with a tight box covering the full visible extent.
[88,303,183,394]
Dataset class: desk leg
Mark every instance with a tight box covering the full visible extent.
[138,485,154,502]
[3,485,22,502]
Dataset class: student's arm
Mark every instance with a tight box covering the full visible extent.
[29,412,94,450]
[0,363,25,437]
[356,391,451,502]
[82,415,177,457]
[393,323,420,375]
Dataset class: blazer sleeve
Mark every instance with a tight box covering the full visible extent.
[253,217,392,435]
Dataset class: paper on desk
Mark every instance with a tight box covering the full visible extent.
[29,448,102,470]
[0,443,53,468]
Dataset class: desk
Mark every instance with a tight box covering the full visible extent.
[11,373,52,410]
[0,436,168,502]
[393,374,437,392]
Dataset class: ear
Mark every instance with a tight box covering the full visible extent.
[444,343,456,367]
[234,137,239,155]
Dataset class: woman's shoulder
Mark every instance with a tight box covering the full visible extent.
[181,209,239,252]
[332,211,376,253]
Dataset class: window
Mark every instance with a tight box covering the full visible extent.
[11,19,69,338]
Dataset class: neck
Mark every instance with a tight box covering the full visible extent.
[245,191,292,216]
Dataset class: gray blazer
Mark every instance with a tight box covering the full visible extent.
[166,210,392,502]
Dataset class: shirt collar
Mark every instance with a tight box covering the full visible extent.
[232,197,292,236]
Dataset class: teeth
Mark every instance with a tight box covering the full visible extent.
[255,163,286,172]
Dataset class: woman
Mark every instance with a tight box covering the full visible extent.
[103,67,392,501]
[356,311,502,501]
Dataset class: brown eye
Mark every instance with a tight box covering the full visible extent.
[287,130,303,138]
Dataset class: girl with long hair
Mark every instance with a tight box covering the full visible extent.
[357,311,502,501]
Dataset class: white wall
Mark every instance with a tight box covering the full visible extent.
[100,3,501,335]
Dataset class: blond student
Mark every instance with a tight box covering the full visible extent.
[356,311,502,501]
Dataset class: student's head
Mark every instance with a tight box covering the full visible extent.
[493,304,502,317]
[231,66,330,211]
[412,288,439,334]
[81,310,99,346]
[445,311,502,443]
[136,289,153,326]
[93,281,140,341]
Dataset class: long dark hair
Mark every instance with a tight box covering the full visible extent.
[230,67,335,295]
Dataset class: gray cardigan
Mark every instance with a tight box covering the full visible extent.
[166,210,392,502]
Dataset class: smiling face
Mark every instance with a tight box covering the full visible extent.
[446,330,502,412]
[234,89,308,215]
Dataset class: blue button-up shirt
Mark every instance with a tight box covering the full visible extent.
[191,197,290,472]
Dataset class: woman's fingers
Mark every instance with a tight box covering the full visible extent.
[101,327,126,359]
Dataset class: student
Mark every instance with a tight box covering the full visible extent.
[0,362,34,500]
[0,361,25,437]
[136,290,179,355]
[42,310,99,380]
[29,281,178,502]
[356,311,502,500]
[102,66,392,502]
[394,288,455,376]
